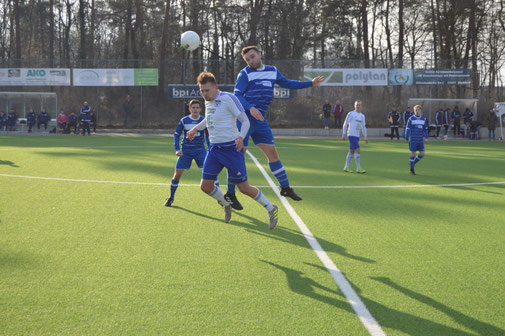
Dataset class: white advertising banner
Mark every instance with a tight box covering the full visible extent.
[73,69,135,86]
[304,68,388,86]
[0,68,71,86]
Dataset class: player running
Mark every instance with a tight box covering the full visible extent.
[187,72,279,229]
[405,104,429,175]
[165,100,209,207]
[223,45,324,210]
[342,100,368,173]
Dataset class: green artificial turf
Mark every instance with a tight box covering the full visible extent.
[1,134,504,335]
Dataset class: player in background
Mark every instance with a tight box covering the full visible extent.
[165,100,209,207]
[342,100,368,173]
[187,72,278,229]
[405,104,429,176]
[224,45,324,210]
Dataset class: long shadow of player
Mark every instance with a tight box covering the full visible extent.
[371,276,505,336]
[236,211,375,264]
[264,260,481,336]
[171,206,225,223]
[0,160,19,167]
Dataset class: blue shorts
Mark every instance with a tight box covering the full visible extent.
[409,141,425,153]
[175,148,207,170]
[238,119,275,147]
[348,136,360,151]
[202,141,248,184]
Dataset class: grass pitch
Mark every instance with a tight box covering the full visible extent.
[1,134,504,335]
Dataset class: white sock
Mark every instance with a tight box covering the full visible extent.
[355,154,361,170]
[254,190,274,212]
[209,185,229,206]
[345,153,353,169]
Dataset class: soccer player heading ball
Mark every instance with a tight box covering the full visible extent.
[224,46,325,210]
[405,104,429,175]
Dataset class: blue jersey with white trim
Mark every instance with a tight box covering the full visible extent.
[174,115,208,151]
[234,65,312,118]
[405,115,429,143]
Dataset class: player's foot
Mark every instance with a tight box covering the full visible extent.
[268,205,279,230]
[224,192,243,210]
[280,187,302,201]
[356,168,367,174]
[410,168,416,175]
[343,168,353,173]
[224,205,232,223]
[164,198,174,207]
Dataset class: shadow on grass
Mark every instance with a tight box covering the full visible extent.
[235,211,375,264]
[263,260,486,336]
[170,205,224,223]
[0,160,19,167]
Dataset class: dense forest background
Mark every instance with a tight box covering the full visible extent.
[0,0,504,127]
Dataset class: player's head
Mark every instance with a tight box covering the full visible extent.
[83,101,88,106]
[413,105,422,116]
[354,100,362,112]
[197,72,219,101]
[189,99,202,116]
[241,46,263,69]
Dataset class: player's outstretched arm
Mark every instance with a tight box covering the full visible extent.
[312,76,325,87]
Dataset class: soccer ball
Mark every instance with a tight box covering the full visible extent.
[181,31,200,51]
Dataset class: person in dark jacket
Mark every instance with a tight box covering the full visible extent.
[442,108,450,138]
[26,108,37,133]
[333,100,344,128]
[37,108,51,131]
[487,108,498,141]
[387,107,401,140]
[123,94,134,127]
[67,112,78,134]
[7,108,18,131]
[90,111,97,134]
[451,106,462,136]
[434,108,443,138]
[0,111,6,131]
[80,101,91,136]
[463,108,474,138]
[322,100,331,129]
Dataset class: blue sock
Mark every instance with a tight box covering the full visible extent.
[414,155,423,166]
[269,160,290,188]
[170,179,179,198]
[409,156,415,170]
[227,171,236,194]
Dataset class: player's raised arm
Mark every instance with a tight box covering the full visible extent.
[275,68,314,90]
[187,118,207,141]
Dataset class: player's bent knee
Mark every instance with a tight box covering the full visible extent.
[200,180,215,194]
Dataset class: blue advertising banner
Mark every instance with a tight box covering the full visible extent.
[414,69,472,85]
[168,85,292,99]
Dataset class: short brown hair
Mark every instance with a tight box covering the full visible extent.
[241,46,260,57]
[189,99,201,107]
[197,72,217,85]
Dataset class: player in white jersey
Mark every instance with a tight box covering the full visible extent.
[187,72,279,229]
[342,100,368,173]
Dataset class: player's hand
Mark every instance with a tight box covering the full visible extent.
[365,137,368,144]
[176,150,183,156]
[312,76,325,87]
[342,134,346,141]
[235,137,244,152]
[249,107,264,121]
[186,127,197,140]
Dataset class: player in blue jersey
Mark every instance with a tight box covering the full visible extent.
[164,100,209,207]
[405,105,429,175]
[224,45,324,209]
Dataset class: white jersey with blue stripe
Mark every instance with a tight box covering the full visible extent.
[234,65,312,118]
[205,91,245,145]
[405,115,429,142]
[342,110,367,138]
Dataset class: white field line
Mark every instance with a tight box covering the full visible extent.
[1,173,504,190]
[245,151,386,336]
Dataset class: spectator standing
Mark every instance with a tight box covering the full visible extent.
[322,100,331,129]
[80,101,92,136]
[451,106,462,136]
[26,108,37,133]
[463,108,474,138]
[57,110,67,133]
[7,108,18,131]
[90,111,97,134]
[442,107,450,138]
[68,112,78,134]
[123,94,134,127]
[435,108,443,138]
[402,106,412,128]
[37,108,51,131]
[333,100,344,128]
[387,107,401,140]
[0,111,7,131]
[487,108,498,141]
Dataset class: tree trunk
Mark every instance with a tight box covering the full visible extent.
[361,0,370,68]
[13,0,21,65]
[158,0,171,96]
[247,0,264,46]
[78,0,87,66]
[49,0,54,66]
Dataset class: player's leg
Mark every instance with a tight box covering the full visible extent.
[394,126,400,140]
[165,169,183,207]
[344,148,354,172]
[201,147,232,222]
[390,126,394,140]
[236,182,278,229]
[436,126,440,138]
